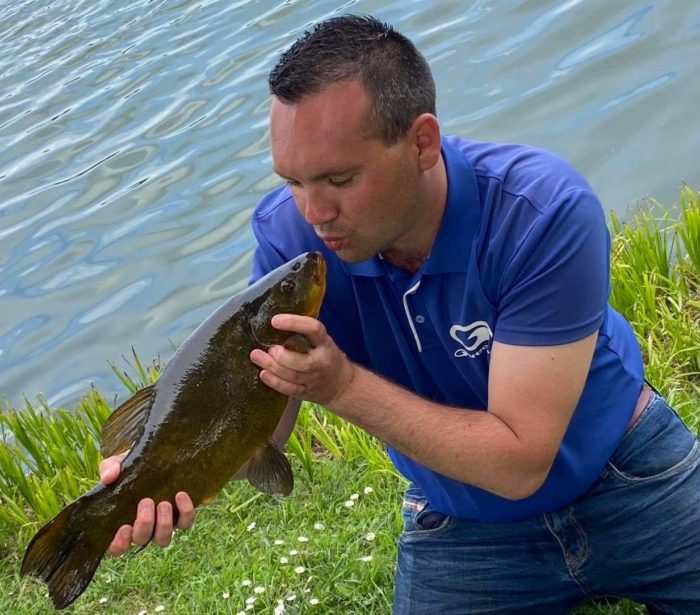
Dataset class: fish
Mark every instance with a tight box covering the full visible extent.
[20,251,327,609]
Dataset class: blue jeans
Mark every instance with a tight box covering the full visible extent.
[393,392,700,614]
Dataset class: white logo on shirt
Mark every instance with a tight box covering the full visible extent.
[450,321,493,358]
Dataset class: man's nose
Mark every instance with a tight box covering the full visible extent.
[298,188,337,226]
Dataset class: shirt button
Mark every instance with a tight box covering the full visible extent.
[415,315,425,324]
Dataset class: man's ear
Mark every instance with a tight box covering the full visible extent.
[412,113,441,171]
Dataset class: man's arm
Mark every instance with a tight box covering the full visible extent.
[251,314,597,500]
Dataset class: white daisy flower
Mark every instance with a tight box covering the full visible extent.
[364,486,374,494]
[297,536,309,542]
[294,565,306,574]
[313,522,325,530]
[310,597,320,605]
[365,532,376,541]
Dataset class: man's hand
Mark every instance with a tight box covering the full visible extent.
[249,314,356,406]
[99,452,196,556]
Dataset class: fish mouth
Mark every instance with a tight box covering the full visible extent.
[305,252,326,317]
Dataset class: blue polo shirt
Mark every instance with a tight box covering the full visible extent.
[249,135,644,522]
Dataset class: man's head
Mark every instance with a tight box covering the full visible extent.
[268,16,446,267]
[269,14,436,145]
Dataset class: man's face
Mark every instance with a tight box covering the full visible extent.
[269,79,422,263]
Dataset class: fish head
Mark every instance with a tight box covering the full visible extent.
[268,251,326,317]
[250,252,327,346]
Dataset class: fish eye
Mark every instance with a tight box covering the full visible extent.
[280,279,295,294]
[292,262,302,272]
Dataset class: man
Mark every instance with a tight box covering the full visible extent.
[101,15,700,614]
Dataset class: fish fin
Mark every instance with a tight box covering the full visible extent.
[247,441,294,496]
[21,496,107,609]
[283,333,311,353]
[100,384,156,457]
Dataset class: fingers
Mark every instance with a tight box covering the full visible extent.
[271,314,327,345]
[99,451,128,485]
[108,525,133,557]
[131,498,156,545]
[251,346,308,381]
[106,493,196,556]
[250,348,305,395]
[152,501,174,547]
[175,492,196,529]
[258,366,306,398]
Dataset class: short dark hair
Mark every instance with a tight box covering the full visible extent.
[268,15,436,144]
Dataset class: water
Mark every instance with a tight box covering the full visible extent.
[1,0,699,409]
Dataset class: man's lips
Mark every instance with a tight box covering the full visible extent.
[318,235,346,250]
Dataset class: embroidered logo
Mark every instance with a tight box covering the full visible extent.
[450,321,493,358]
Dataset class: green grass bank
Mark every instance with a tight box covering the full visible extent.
[1,187,699,614]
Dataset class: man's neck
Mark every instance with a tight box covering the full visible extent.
[380,249,428,273]
[380,153,448,274]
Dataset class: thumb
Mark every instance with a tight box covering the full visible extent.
[99,451,128,484]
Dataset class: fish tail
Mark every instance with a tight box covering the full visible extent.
[21,495,107,609]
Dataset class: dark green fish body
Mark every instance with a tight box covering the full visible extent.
[21,252,326,609]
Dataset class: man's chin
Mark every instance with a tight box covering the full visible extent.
[334,246,376,264]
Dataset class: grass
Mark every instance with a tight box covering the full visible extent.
[1,447,402,614]
[609,185,700,430]
[1,187,699,614]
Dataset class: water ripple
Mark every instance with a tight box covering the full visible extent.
[0,0,698,407]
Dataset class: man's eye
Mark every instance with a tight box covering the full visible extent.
[328,176,353,187]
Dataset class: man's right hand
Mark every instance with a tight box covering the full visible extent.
[99,452,196,556]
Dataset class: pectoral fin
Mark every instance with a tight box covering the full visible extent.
[247,441,294,496]
[100,384,155,457]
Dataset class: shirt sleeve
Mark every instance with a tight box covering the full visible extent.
[249,217,286,284]
[248,186,298,284]
[493,189,610,346]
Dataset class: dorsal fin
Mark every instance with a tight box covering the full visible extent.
[100,384,156,457]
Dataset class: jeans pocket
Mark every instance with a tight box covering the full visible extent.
[400,484,453,538]
[607,396,700,483]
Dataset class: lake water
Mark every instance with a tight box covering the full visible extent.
[1,0,699,409]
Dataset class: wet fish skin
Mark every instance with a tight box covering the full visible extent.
[20,251,327,609]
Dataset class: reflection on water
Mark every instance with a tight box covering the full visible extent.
[1,0,699,408]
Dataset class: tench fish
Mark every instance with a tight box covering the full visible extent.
[20,251,327,609]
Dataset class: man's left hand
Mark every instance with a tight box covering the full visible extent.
[249,314,355,406]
